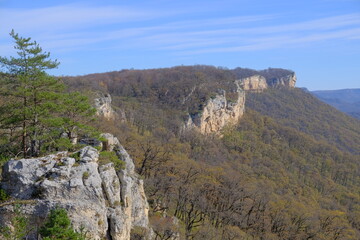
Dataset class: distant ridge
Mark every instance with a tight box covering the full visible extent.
[311,88,360,119]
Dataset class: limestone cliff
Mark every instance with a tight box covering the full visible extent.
[0,134,150,240]
[184,72,296,134]
[238,75,268,92]
[186,89,246,134]
[265,72,297,88]
[94,93,116,120]
[237,72,297,91]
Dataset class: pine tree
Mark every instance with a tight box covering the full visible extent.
[0,31,97,157]
[0,30,61,157]
[39,208,85,240]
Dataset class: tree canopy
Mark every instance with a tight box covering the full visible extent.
[0,31,96,158]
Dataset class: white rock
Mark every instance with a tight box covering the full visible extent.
[0,143,151,240]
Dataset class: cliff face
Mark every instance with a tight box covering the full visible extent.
[239,75,268,92]
[0,134,150,240]
[238,73,297,91]
[94,93,116,120]
[184,73,296,134]
[266,72,297,88]
[186,88,246,134]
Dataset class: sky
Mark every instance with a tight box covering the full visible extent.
[0,0,359,90]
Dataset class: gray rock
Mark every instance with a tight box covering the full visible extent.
[94,93,116,120]
[79,146,99,162]
[184,86,246,134]
[101,133,121,151]
[0,139,151,240]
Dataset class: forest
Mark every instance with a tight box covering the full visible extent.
[64,67,360,239]
[1,32,360,239]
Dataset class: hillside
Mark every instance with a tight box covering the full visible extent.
[246,88,360,155]
[2,64,359,239]
[61,66,360,239]
[311,89,360,119]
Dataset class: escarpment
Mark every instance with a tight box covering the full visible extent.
[238,75,268,92]
[64,66,296,135]
[185,71,296,134]
[266,72,296,88]
[0,134,150,240]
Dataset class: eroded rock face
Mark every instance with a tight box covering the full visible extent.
[94,93,116,120]
[0,135,150,240]
[266,73,297,88]
[187,89,246,134]
[238,75,268,92]
[184,72,296,134]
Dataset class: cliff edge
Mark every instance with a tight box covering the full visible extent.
[0,134,150,240]
[185,72,296,134]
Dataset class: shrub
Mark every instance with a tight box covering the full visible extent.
[82,171,90,180]
[0,205,29,239]
[0,188,9,202]
[39,208,85,240]
[130,226,147,240]
[69,151,81,161]
[99,151,125,171]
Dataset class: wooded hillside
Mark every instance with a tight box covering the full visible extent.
[63,66,360,239]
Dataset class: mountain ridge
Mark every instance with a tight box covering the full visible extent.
[311,88,360,119]
[3,65,360,239]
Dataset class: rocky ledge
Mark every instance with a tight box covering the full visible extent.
[0,134,150,240]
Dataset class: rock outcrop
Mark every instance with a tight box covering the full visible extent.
[266,72,297,88]
[186,89,246,134]
[0,134,150,240]
[238,75,268,92]
[183,72,296,134]
[94,93,116,120]
[237,72,297,91]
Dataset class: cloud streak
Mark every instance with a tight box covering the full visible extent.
[0,4,153,32]
[0,3,359,56]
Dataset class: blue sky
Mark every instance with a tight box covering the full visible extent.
[0,0,359,90]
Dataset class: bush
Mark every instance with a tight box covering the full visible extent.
[99,151,125,171]
[82,171,90,180]
[69,151,81,161]
[0,205,29,239]
[130,226,147,240]
[0,188,9,202]
[39,208,85,240]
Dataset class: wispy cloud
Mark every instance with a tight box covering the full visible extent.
[0,3,155,33]
[0,3,359,56]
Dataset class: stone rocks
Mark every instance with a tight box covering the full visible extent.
[0,135,150,240]
[186,89,246,134]
[183,72,296,135]
[238,75,268,92]
[101,133,121,151]
[94,93,116,120]
[266,72,297,88]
